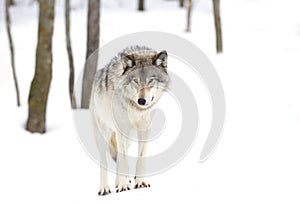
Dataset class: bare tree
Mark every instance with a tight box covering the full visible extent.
[186,0,192,32]
[65,0,77,109]
[213,0,223,53]
[179,0,184,8]
[5,0,20,107]
[81,0,100,109]
[26,0,55,133]
[138,0,144,11]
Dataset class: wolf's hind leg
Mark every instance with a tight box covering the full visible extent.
[108,132,117,162]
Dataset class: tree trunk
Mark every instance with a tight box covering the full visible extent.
[26,0,55,133]
[138,0,144,11]
[65,0,77,109]
[5,0,20,106]
[186,0,192,32]
[7,0,15,6]
[179,0,184,8]
[81,0,100,109]
[213,0,223,53]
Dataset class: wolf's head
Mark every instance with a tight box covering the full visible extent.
[119,50,170,110]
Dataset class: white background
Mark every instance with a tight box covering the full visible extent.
[0,0,300,204]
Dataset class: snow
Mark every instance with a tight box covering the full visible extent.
[1,0,300,204]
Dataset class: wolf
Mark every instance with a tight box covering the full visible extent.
[90,46,170,195]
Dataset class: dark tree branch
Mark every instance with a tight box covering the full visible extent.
[65,0,77,109]
[138,0,144,11]
[179,0,184,8]
[5,0,20,106]
[186,0,192,32]
[81,0,100,109]
[7,0,15,6]
[213,0,223,53]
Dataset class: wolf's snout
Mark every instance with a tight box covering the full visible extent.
[137,98,146,106]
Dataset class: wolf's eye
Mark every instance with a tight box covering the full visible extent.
[132,78,139,84]
[148,78,156,84]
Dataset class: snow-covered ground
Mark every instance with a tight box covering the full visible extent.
[1,0,300,204]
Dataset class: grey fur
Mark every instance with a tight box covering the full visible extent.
[92,45,170,98]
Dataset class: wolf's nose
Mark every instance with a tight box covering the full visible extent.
[137,98,146,106]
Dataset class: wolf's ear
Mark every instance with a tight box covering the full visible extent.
[153,50,168,68]
[122,54,135,74]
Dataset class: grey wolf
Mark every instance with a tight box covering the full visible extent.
[90,46,170,195]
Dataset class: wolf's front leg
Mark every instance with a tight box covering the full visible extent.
[115,132,131,192]
[99,167,111,195]
[97,141,111,195]
[135,129,150,189]
[94,125,111,196]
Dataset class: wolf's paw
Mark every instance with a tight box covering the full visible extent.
[98,186,111,196]
[115,183,131,193]
[134,177,150,189]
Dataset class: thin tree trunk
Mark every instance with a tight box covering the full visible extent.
[138,0,144,11]
[81,0,100,109]
[186,0,192,32]
[5,0,20,107]
[26,0,55,133]
[7,0,15,6]
[65,0,77,109]
[213,0,223,53]
[179,0,184,8]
